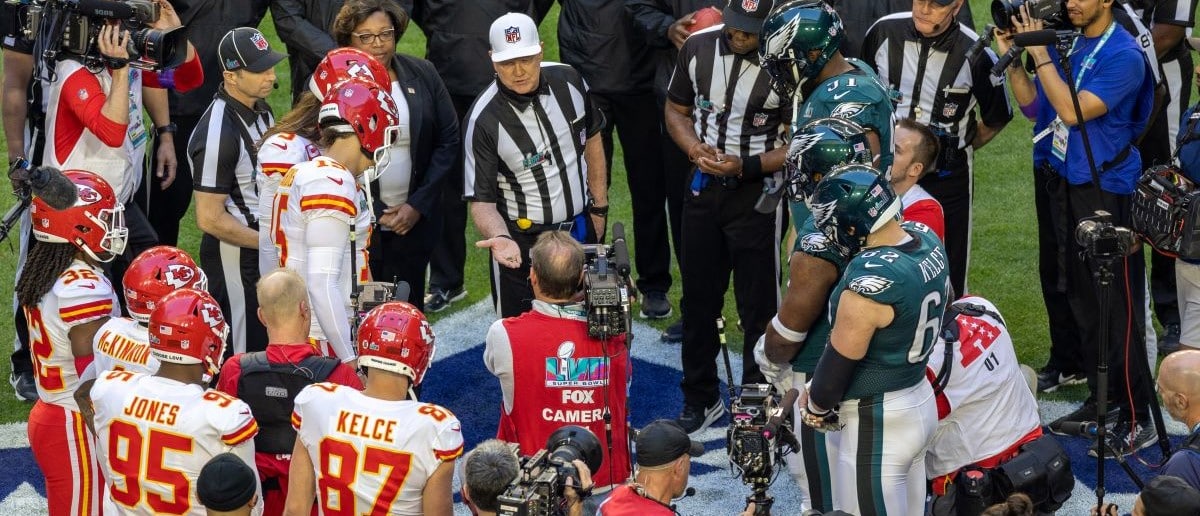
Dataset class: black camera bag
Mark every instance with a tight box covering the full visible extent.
[992,435,1074,512]
[1132,165,1200,260]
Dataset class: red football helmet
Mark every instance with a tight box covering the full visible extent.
[356,301,436,385]
[308,47,391,98]
[318,76,400,180]
[123,246,208,323]
[148,288,229,377]
[30,169,127,262]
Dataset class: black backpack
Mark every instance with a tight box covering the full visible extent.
[236,352,340,455]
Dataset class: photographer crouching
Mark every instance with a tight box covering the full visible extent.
[999,0,1159,454]
[461,439,595,516]
[484,231,633,505]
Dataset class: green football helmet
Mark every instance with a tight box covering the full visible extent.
[808,164,900,256]
[785,117,873,202]
[759,0,845,99]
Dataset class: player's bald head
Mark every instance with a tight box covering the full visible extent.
[257,268,308,324]
[1159,350,1200,396]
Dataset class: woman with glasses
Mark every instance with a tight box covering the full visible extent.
[331,0,460,312]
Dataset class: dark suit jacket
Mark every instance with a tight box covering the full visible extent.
[372,53,460,219]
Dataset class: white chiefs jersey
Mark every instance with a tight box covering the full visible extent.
[87,317,158,379]
[292,383,464,515]
[270,157,372,342]
[91,371,261,516]
[924,296,1041,478]
[257,132,320,275]
[26,259,119,411]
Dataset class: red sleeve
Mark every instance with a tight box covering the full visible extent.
[327,364,364,390]
[158,53,202,93]
[215,355,242,395]
[61,68,127,148]
[904,201,946,242]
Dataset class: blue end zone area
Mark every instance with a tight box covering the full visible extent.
[420,342,724,477]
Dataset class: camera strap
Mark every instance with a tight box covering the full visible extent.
[933,301,1007,395]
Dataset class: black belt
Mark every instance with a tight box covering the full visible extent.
[505,218,575,234]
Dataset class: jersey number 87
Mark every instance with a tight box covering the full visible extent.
[318,438,414,515]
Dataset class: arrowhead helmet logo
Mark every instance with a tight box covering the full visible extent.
[76,185,102,204]
[163,265,195,288]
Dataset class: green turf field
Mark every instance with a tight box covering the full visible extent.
[0,0,1173,422]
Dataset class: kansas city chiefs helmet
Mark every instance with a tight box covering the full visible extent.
[30,169,127,262]
[309,47,391,98]
[356,301,436,386]
[148,288,229,378]
[123,246,208,323]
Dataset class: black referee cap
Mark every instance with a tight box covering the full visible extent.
[723,0,773,33]
[219,27,286,73]
[197,453,257,512]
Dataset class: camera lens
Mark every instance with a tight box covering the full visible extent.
[991,0,1024,30]
[1075,220,1099,247]
[545,426,604,474]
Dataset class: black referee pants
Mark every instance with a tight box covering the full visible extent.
[679,175,776,409]
[594,92,676,295]
[1035,165,1084,376]
[368,212,441,312]
[199,234,267,355]
[488,219,598,319]
[427,94,475,295]
[919,158,971,298]
[1054,182,1154,421]
[134,114,199,246]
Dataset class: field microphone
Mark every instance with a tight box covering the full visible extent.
[1059,421,1099,437]
[1012,29,1060,47]
[611,222,631,276]
[10,164,79,210]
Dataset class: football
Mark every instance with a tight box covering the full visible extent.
[690,6,723,33]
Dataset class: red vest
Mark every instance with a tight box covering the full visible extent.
[597,484,675,516]
[496,310,632,487]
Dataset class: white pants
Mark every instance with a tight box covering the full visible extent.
[827,380,937,516]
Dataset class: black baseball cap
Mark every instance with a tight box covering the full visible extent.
[635,419,705,467]
[197,453,257,511]
[219,27,286,73]
[723,0,774,33]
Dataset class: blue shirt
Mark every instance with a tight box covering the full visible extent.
[1043,24,1154,194]
[1163,426,1200,491]
[1178,105,1200,183]
[1032,78,1057,168]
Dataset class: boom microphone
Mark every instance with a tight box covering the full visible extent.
[1012,29,1059,47]
[10,165,80,210]
[611,223,631,276]
[65,0,137,19]
[1060,421,1099,437]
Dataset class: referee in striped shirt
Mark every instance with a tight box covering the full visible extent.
[664,0,786,434]
[189,28,283,355]
[861,0,1012,297]
[465,13,609,318]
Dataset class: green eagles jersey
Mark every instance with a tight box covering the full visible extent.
[828,221,950,400]
[792,57,896,171]
[789,216,849,374]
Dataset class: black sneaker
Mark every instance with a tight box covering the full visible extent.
[1089,420,1157,458]
[1036,366,1085,393]
[661,321,683,343]
[639,291,672,319]
[424,287,466,313]
[1048,401,1118,436]
[9,371,36,402]
[677,400,726,434]
[1159,323,1182,356]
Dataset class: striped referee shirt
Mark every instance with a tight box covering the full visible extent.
[666,25,788,159]
[463,62,602,226]
[189,85,274,230]
[861,13,1012,151]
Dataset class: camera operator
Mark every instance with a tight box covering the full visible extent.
[926,295,1072,515]
[41,0,203,286]
[598,420,701,515]
[462,439,595,516]
[1000,0,1159,456]
[484,230,632,493]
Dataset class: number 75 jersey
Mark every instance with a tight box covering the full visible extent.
[91,371,261,516]
[292,383,464,515]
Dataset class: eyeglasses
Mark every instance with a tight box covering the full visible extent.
[352,29,396,45]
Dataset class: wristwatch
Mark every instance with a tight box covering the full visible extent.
[587,201,609,216]
[156,123,178,136]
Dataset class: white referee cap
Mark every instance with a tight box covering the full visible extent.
[489,12,542,63]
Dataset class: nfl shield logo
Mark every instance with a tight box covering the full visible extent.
[943,102,959,118]
[505,26,521,43]
[250,32,269,51]
[752,113,768,127]
[742,0,759,11]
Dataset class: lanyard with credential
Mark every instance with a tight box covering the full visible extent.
[1068,21,1116,91]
